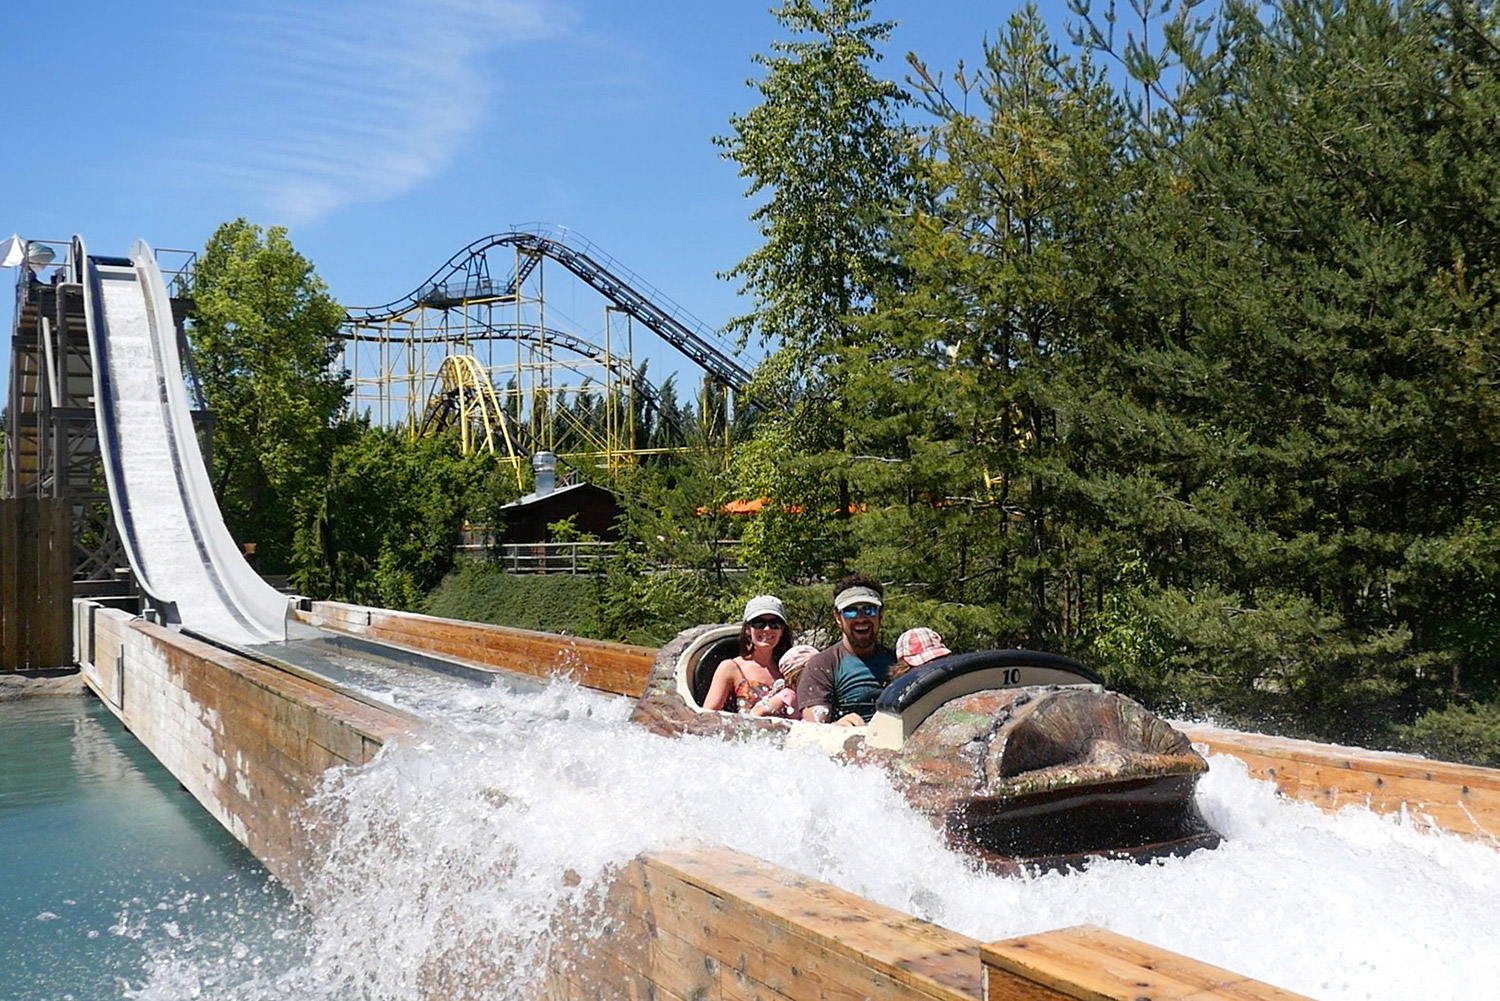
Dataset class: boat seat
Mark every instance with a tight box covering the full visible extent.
[691,635,743,709]
[867,649,1104,749]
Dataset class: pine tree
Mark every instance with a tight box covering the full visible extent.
[828,9,1135,647]
[1075,0,1500,733]
[717,0,909,387]
[716,0,910,578]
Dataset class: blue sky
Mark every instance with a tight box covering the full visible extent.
[3,0,1081,394]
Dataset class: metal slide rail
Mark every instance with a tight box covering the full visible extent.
[80,237,291,645]
[347,226,753,391]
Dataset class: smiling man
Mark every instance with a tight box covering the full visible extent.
[796,573,898,727]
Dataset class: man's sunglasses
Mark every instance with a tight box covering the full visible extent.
[748,618,784,629]
[839,604,882,620]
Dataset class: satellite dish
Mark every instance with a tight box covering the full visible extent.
[26,242,56,274]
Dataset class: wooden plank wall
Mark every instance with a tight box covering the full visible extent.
[300,600,657,697]
[544,849,1312,1001]
[982,925,1312,1001]
[0,496,72,671]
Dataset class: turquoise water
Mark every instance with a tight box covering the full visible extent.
[0,696,300,1000]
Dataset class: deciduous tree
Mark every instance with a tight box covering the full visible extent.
[189,220,347,572]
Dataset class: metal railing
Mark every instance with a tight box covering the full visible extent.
[458,539,745,575]
[153,248,198,298]
[485,541,615,574]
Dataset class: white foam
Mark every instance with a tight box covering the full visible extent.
[129,676,1500,1001]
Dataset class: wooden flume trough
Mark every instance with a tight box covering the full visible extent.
[293,601,1500,846]
[72,597,1500,1000]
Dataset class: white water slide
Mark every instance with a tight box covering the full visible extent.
[83,238,292,646]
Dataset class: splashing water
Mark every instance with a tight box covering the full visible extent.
[128,673,1500,1001]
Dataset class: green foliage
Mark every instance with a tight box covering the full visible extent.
[845,8,1135,643]
[189,220,347,572]
[545,516,591,544]
[716,0,910,385]
[716,0,913,583]
[730,412,849,585]
[291,427,514,610]
[704,0,1500,762]
[612,422,740,586]
[1396,700,1500,768]
[1118,0,1500,723]
[424,562,603,637]
[599,548,717,647]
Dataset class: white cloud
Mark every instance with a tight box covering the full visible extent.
[178,0,572,223]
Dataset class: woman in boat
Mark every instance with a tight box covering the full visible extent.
[701,595,793,713]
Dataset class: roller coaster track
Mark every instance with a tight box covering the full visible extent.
[398,317,676,427]
[418,355,519,456]
[346,226,751,391]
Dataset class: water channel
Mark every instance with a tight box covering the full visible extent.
[4,656,1498,1001]
[0,697,301,999]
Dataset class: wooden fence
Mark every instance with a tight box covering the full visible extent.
[1,497,73,671]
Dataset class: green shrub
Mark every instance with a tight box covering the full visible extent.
[599,547,717,647]
[423,563,603,637]
[1395,701,1500,768]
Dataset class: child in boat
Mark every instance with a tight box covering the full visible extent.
[701,595,793,712]
[749,643,818,718]
[892,627,952,681]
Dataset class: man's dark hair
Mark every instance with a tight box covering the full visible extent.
[832,572,884,604]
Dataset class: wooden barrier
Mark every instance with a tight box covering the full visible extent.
[0,496,71,671]
[299,600,657,698]
[1181,724,1500,842]
[983,925,1311,1001]
[545,848,1310,1001]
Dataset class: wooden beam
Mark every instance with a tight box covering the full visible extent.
[0,499,16,669]
[46,497,72,666]
[982,926,1313,1001]
[645,850,984,1001]
[0,498,73,670]
[301,601,657,697]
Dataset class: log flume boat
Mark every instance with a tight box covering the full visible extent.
[631,625,1222,874]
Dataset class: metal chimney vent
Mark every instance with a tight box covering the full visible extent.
[532,451,557,497]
